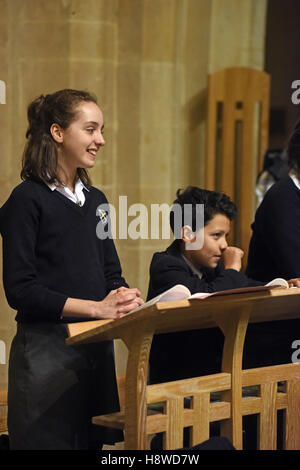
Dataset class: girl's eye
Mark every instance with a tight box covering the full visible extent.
[87,128,94,133]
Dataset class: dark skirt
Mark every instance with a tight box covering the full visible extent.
[8,322,123,450]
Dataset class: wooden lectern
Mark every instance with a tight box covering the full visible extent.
[66,287,300,450]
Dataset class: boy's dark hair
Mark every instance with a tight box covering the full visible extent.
[169,186,237,234]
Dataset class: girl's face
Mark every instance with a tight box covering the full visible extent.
[57,101,105,170]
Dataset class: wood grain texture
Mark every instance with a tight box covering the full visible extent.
[0,389,7,433]
[205,67,270,259]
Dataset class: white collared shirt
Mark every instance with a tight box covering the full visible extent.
[181,254,203,279]
[46,179,89,206]
[289,171,300,191]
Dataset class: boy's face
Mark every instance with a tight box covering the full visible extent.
[186,213,230,270]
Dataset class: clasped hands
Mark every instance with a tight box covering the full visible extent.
[98,286,144,319]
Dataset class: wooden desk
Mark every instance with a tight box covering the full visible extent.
[66,287,300,450]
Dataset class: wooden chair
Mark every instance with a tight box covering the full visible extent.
[205,67,270,260]
[96,366,300,450]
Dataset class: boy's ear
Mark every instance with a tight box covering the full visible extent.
[182,225,196,243]
[50,123,64,143]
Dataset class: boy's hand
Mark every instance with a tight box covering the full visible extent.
[287,278,300,287]
[221,246,244,271]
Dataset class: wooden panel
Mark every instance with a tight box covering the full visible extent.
[0,389,7,405]
[285,379,300,449]
[147,373,231,403]
[258,382,277,450]
[122,325,154,450]
[205,67,270,261]
[190,393,210,446]
[164,398,184,449]
[0,390,8,433]
[242,363,300,386]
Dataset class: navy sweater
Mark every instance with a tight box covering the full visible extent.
[147,239,260,301]
[247,176,300,280]
[245,176,300,368]
[0,178,127,323]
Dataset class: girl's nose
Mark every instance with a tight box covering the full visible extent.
[95,130,105,146]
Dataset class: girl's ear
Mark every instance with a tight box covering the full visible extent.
[182,225,196,243]
[50,123,64,143]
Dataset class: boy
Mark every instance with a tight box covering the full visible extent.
[147,186,261,385]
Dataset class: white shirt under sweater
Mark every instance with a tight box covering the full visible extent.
[46,179,89,206]
[181,254,203,279]
[289,172,300,191]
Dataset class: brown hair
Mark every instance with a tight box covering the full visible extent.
[21,89,98,187]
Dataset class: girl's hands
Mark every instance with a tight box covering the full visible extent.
[62,287,144,320]
[94,287,144,319]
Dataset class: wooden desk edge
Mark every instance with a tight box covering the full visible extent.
[66,287,300,345]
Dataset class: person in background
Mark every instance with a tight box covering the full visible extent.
[246,117,300,368]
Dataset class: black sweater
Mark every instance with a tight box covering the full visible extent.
[245,176,300,368]
[246,176,300,281]
[0,178,127,323]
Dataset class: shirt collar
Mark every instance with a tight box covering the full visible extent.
[181,253,203,279]
[47,178,89,193]
[289,171,300,191]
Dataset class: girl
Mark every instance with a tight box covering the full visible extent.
[0,89,143,450]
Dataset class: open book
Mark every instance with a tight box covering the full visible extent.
[67,278,288,338]
[130,278,289,313]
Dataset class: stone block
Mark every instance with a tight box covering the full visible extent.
[70,21,116,62]
[18,21,70,59]
[69,0,118,22]
[117,64,141,125]
[140,63,174,127]
[69,60,116,119]
[142,0,176,62]
[117,0,143,64]
[18,0,71,21]
[18,60,70,105]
